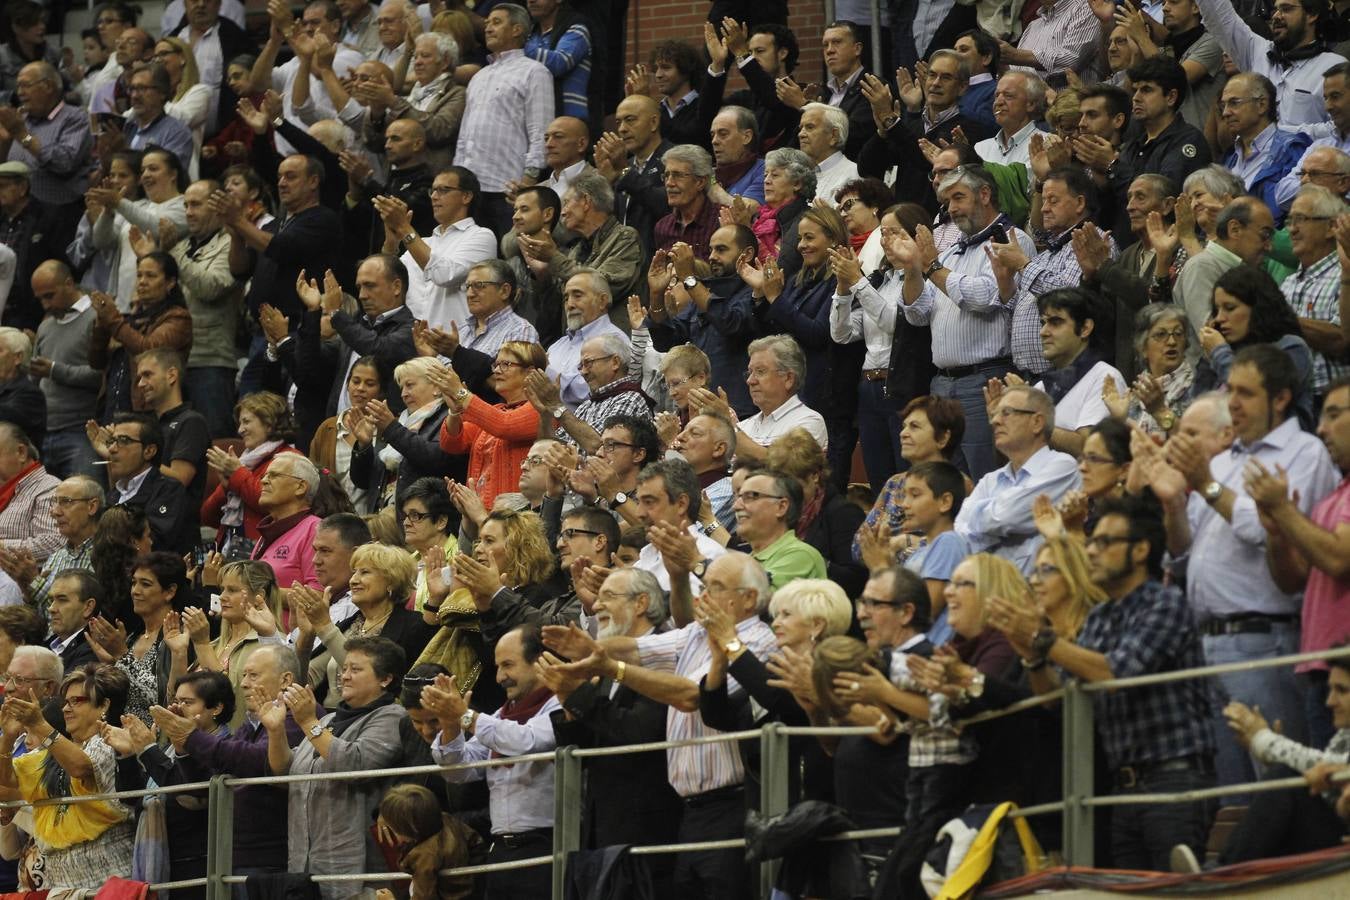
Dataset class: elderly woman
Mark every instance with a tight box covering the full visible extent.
[311,356,384,514]
[739,146,814,274]
[202,392,300,546]
[155,37,212,179]
[1105,303,1196,436]
[765,429,868,598]
[89,251,193,420]
[432,341,545,510]
[833,177,894,274]
[294,542,434,708]
[0,664,134,889]
[91,146,189,311]
[699,577,853,801]
[378,31,465,169]
[265,635,409,900]
[351,356,459,510]
[1195,264,1314,426]
[745,205,849,411]
[657,343,711,437]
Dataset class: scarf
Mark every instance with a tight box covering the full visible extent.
[751,200,791,261]
[589,376,656,412]
[409,72,450,111]
[490,686,552,760]
[848,229,871,253]
[1268,39,1327,69]
[0,460,39,513]
[329,692,395,737]
[795,486,825,538]
[715,154,757,191]
[220,441,284,527]
[1040,348,1103,405]
[379,399,444,471]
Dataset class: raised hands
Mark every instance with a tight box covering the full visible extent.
[827,244,864,293]
[259,304,289,344]
[295,268,342,313]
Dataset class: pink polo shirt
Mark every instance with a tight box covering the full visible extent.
[1300,476,1350,673]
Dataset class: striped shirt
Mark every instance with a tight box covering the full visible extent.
[1281,250,1345,393]
[30,535,93,616]
[637,616,778,797]
[455,49,554,193]
[1013,0,1102,81]
[526,21,593,120]
[458,306,540,359]
[1009,225,1112,375]
[0,466,61,563]
[902,219,1037,368]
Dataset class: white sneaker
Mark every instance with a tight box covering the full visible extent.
[1170,843,1201,874]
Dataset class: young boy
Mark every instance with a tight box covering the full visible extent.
[900,461,969,647]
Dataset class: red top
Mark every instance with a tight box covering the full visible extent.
[439,396,540,509]
[200,445,298,541]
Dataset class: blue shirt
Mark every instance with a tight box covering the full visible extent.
[956,444,1082,574]
[525,21,593,121]
[546,315,632,408]
[907,530,967,647]
[124,112,195,174]
[725,157,765,204]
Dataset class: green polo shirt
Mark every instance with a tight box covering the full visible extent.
[752,530,827,588]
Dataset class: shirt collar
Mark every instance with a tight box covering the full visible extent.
[434,216,479,237]
[968,72,993,85]
[567,315,613,340]
[468,305,516,331]
[761,394,804,422]
[551,159,587,181]
[489,48,525,63]
[1209,241,1243,267]
[1300,249,1339,279]
[999,443,1056,480]
[817,150,847,173]
[830,66,863,94]
[115,466,153,499]
[1234,415,1302,454]
[923,104,960,131]
[665,89,698,114]
[998,120,1037,152]
[55,295,92,321]
[1238,122,1277,159]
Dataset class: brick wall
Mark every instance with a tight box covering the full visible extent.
[623,1,829,95]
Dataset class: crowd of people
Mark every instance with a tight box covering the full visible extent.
[0,0,1346,896]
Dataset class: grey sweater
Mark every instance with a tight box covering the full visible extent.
[34,302,101,431]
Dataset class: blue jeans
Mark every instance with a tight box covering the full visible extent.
[930,362,1011,481]
[1203,624,1308,798]
[1109,764,1215,870]
[856,377,904,492]
[42,425,101,479]
[186,366,240,438]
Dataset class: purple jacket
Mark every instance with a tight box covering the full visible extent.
[184,709,315,869]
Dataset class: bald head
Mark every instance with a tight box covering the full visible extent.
[32,260,79,314]
[544,116,590,170]
[384,117,426,166]
[614,95,662,158]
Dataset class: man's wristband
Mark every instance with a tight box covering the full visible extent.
[614,660,626,683]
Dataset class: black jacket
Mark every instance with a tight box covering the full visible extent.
[120,467,193,555]
[169,17,257,138]
[344,162,437,256]
[348,404,464,509]
[324,306,418,417]
[801,491,869,599]
[0,374,46,447]
[614,139,673,257]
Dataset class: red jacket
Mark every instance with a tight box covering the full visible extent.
[200,444,297,541]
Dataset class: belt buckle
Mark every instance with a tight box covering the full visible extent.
[1117,766,1138,790]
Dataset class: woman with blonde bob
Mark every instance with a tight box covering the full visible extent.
[699,577,853,801]
[292,543,435,707]
[351,355,458,510]
[155,37,212,178]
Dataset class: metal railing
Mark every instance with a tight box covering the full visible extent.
[5,644,1349,899]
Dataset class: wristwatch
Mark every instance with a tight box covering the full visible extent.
[522,166,544,181]
[1030,624,1057,659]
[967,672,986,699]
[611,490,629,506]
[308,722,326,739]
[1202,480,1224,503]
[1156,410,1177,431]
[551,404,567,420]
[400,231,418,248]
[460,710,477,733]
[923,259,943,279]
[682,275,699,291]
[881,112,901,131]
[723,638,744,655]
[700,520,720,536]
[692,558,711,581]
[451,387,470,404]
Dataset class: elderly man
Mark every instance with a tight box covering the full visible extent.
[1283,185,1347,405]
[380,165,497,332]
[653,144,722,259]
[1277,64,1350,210]
[163,180,242,438]
[541,550,778,900]
[532,332,654,452]
[0,62,93,213]
[632,459,726,593]
[972,71,1044,170]
[369,0,410,66]
[91,26,154,115]
[545,566,680,882]
[454,3,553,237]
[121,63,195,171]
[426,624,560,900]
[543,270,631,407]
[733,468,826,587]
[999,0,1100,83]
[251,451,323,590]
[0,474,100,613]
[0,328,44,448]
[106,412,192,553]
[598,94,672,254]
[441,259,540,376]
[899,164,1037,478]
[956,385,1081,573]
[0,422,59,564]
[1172,197,1275,334]
[798,102,857,205]
[519,174,642,326]
[1221,73,1309,221]
[673,411,737,530]
[536,116,595,208]
[0,163,68,333]
[709,105,765,203]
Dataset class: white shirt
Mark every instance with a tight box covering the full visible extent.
[113,466,153,505]
[542,160,589,202]
[1034,360,1126,432]
[402,217,499,329]
[161,0,246,34]
[831,271,900,370]
[739,395,829,452]
[271,45,365,155]
[974,121,1038,170]
[634,524,727,594]
[813,151,859,207]
[175,21,224,128]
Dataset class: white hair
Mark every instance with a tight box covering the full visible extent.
[802,101,849,151]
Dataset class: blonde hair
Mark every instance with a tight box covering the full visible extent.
[431,9,477,56]
[393,355,441,387]
[768,579,852,640]
[660,343,710,379]
[967,553,1032,629]
[363,508,403,545]
[1036,537,1105,638]
[234,391,296,442]
[349,542,419,600]
[218,560,283,634]
[157,36,200,99]
[764,427,828,484]
[483,508,556,587]
[498,340,548,371]
[812,636,878,720]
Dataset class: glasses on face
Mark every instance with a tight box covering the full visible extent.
[838,198,859,213]
[662,170,697,182]
[153,49,181,60]
[491,359,524,371]
[62,694,91,708]
[52,495,96,506]
[109,435,143,448]
[993,406,1038,420]
[743,366,781,380]
[1258,226,1276,240]
[1086,534,1134,550]
[578,354,618,371]
[597,439,637,453]
[1299,169,1343,180]
[402,509,431,523]
[14,79,43,90]
[736,490,785,503]
[260,471,304,485]
[1148,328,1186,343]
[665,375,692,391]
[1028,563,1061,581]
[428,185,464,197]
[1080,453,1119,466]
[1287,213,1335,226]
[4,673,50,688]
[467,280,503,293]
[856,597,901,610]
[521,455,546,468]
[1219,96,1261,111]
[560,527,602,541]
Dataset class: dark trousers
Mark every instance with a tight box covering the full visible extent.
[856,377,904,491]
[1305,669,1335,751]
[484,829,553,900]
[477,194,516,241]
[673,787,748,899]
[874,763,970,900]
[1109,764,1214,871]
[186,366,240,438]
[1219,765,1345,864]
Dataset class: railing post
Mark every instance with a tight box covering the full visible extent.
[1061,681,1095,867]
[869,0,883,75]
[758,723,789,900]
[206,774,235,900]
[552,745,582,900]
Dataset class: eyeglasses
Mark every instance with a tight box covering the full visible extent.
[595,589,637,604]
[466,280,503,293]
[153,49,181,60]
[665,375,693,390]
[838,198,859,213]
[662,170,698,182]
[1079,453,1119,466]
[1086,534,1135,549]
[578,354,618,370]
[428,185,465,197]
[52,495,97,506]
[402,509,431,523]
[736,490,785,503]
[4,673,51,688]
[856,597,902,609]
[560,528,602,540]
[1148,328,1186,343]
[993,407,1039,419]
[597,439,637,453]
[1299,169,1344,180]
[1219,97,1261,111]
[62,694,91,708]
[1028,563,1061,581]
[108,435,143,447]
[743,367,783,380]
[14,79,44,90]
[260,471,304,485]
[522,455,546,468]
[1287,213,1335,226]
[491,359,524,371]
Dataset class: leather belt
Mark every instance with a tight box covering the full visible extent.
[494,828,552,849]
[937,357,1012,380]
[863,368,889,381]
[1200,613,1298,636]
[682,785,745,808]
[1115,755,1212,791]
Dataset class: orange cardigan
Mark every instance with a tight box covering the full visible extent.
[439,396,539,509]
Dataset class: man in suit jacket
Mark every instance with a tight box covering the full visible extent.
[105,412,192,555]
[45,568,102,673]
[294,252,418,419]
[546,567,681,896]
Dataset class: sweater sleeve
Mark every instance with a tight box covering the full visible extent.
[458,395,541,441]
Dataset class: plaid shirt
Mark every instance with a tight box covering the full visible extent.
[0,465,61,563]
[653,195,722,260]
[560,376,654,446]
[890,648,971,766]
[1075,580,1215,771]
[30,536,94,616]
[1282,250,1345,393]
[1009,226,1113,375]
[458,306,540,359]
[454,50,553,193]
